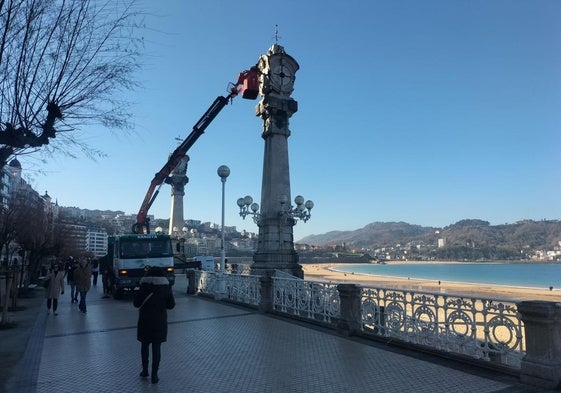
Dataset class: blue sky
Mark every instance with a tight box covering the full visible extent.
[22,0,561,241]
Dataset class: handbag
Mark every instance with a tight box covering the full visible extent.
[42,276,51,288]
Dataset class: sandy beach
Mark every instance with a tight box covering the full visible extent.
[301,262,561,302]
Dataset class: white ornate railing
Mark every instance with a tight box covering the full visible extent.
[230,263,252,275]
[272,277,340,323]
[191,272,526,369]
[224,274,261,306]
[360,286,525,368]
[196,271,217,295]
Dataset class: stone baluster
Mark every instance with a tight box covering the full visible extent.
[258,271,275,313]
[517,300,561,389]
[186,269,197,295]
[336,283,362,336]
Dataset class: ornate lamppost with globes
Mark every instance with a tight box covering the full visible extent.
[238,194,313,225]
[217,165,230,272]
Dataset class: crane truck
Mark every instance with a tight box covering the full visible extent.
[109,68,259,298]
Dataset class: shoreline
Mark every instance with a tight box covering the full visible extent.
[301,263,561,302]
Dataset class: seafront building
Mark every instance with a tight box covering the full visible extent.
[86,227,109,258]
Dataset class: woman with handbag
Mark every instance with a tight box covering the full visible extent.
[133,266,175,384]
[45,263,65,315]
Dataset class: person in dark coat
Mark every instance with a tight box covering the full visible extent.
[133,266,175,384]
[64,258,78,303]
[74,259,91,313]
[99,255,114,297]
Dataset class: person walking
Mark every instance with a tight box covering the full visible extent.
[45,263,65,315]
[91,259,100,286]
[101,264,115,298]
[64,257,78,303]
[133,267,175,384]
[74,259,92,313]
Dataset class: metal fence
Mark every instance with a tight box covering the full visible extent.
[272,277,340,324]
[360,286,524,368]
[193,271,525,370]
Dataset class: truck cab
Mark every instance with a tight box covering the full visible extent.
[111,233,175,299]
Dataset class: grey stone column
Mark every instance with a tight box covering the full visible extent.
[167,155,189,235]
[251,97,302,278]
[517,301,561,389]
[336,284,362,336]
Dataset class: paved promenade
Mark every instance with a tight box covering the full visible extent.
[3,275,553,393]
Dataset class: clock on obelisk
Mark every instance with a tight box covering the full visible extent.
[250,44,303,278]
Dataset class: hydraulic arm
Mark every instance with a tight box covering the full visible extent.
[132,68,259,234]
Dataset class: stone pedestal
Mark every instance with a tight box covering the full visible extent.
[336,284,362,336]
[258,272,275,313]
[186,269,197,295]
[518,301,561,389]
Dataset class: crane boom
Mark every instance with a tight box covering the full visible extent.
[132,68,259,234]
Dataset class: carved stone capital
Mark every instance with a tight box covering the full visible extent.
[256,95,298,118]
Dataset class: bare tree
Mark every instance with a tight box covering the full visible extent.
[0,183,49,279]
[0,184,41,316]
[0,200,18,266]
[0,0,143,168]
[13,196,52,282]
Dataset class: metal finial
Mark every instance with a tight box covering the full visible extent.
[274,24,281,44]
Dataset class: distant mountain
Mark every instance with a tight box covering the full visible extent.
[298,219,561,253]
[300,222,436,247]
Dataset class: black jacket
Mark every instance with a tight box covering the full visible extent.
[134,276,175,343]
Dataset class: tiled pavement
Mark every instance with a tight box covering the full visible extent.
[7,275,553,393]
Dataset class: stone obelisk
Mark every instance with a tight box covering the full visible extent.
[167,155,189,235]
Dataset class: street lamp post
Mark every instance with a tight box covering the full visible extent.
[217,165,230,272]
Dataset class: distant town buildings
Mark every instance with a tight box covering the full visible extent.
[0,158,259,260]
[2,160,559,262]
[86,227,108,258]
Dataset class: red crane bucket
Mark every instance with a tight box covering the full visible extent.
[240,70,259,100]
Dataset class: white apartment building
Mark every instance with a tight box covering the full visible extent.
[86,227,108,258]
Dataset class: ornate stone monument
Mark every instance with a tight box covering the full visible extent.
[250,44,303,278]
[167,155,189,235]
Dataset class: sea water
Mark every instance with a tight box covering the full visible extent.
[332,262,561,290]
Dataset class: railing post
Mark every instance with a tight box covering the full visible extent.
[258,271,274,313]
[517,300,561,389]
[186,269,197,295]
[336,283,362,336]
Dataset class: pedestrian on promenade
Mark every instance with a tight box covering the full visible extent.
[45,263,65,315]
[74,259,92,313]
[64,257,78,303]
[101,264,115,298]
[133,267,175,384]
[91,259,100,286]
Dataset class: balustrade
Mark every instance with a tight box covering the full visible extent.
[195,271,217,296]
[360,286,525,368]
[190,271,561,384]
[271,277,339,323]
[225,274,261,306]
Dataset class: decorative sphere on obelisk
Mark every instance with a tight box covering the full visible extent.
[250,44,303,278]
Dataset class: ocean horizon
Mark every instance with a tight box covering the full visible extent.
[331,262,561,290]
